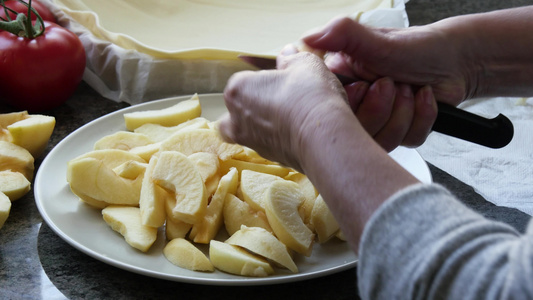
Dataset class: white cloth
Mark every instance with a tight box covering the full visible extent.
[417,97,533,216]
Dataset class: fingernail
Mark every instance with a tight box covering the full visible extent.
[399,84,413,98]
[422,85,437,108]
[280,44,299,56]
[377,77,395,99]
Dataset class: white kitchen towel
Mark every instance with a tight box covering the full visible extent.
[417,97,533,216]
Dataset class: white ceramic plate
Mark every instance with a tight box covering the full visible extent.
[35,94,432,286]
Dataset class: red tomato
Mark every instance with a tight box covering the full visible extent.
[0,0,56,23]
[0,21,86,112]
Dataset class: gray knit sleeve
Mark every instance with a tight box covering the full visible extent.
[357,183,533,300]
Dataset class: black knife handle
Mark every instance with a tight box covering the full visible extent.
[432,103,514,148]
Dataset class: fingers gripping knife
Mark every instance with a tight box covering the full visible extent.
[238,55,514,149]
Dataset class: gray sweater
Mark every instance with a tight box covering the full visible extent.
[358,184,533,300]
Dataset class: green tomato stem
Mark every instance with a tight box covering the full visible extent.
[0,0,45,38]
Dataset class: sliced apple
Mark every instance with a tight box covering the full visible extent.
[264,180,314,256]
[0,192,11,229]
[93,131,154,151]
[163,238,214,272]
[151,151,207,224]
[159,128,243,161]
[165,216,193,240]
[0,170,31,201]
[285,172,318,228]
[239,169,284,212]
[7,114,55,158]
[190,167,238,244]
[310,194,340,243]
[188,152,220,184]
[139,156,167,228]
[123,94,202,131]
[232,147,273,164]
[112,160,147,179]
[69,149,146,170]
[223,193,272,236]
[129,142,161,162]
[0,140,34,180]
[67,157,142,206]
[134,117,209,142]
[102,206,158,252]
[226,225,298,273]
[220,158,291,178]
[209,240,274,277]
[0,111,29,128]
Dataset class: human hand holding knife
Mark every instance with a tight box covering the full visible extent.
[238,55,514,149]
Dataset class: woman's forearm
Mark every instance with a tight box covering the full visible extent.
[298,102,420,251]
[432,6,533,98]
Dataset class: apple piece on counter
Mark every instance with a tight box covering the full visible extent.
[226,225,298,273]
[220,158,291,178]
[123,94,202,131]
[0,111,29,128]
[7,114,55,158]
[159,128,243,161]
[310,194,340,243]
[102,206,157,252]
[190,167,238,244]
[67,157,142,206]
[0,140,34,180]
[139,156,166,228]
[134,117,209,142]
[151,151,207,224]
[209,240,274,277]
[93,131,154,151]
[239,169,284,212]
[0,192,11,229]
[265,180,314,256]
[163,238,214,272]
[0,170,31,201]
[223,193,272,236]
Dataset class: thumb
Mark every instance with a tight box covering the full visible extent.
[302,17,377,56]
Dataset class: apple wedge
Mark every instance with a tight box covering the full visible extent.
[310,195,340,243]
[139,156,167,228]
[239,169,284,212]
[264,180,314,256]
[151,151,207,224]
[165,216,193,240]
[93,131,154,151]
[0,111,29,128]
[0,170,31,201]
[112,160,147,179]
[134,117,209,142]
[226,225,298,273]
[209,240,274,277]
[0,141,34,180]
[223,193,272,236]
[0,192,11,229]
[159,128,243,161]
[67,157,142,206]
[123,94,202,131]
[102,206,158,252]
[188,152,220,184]
[190,167,238,244]
[286,172,319,229]
[220,158,291,178]
[7,114,55,158]
[163,238,214,272]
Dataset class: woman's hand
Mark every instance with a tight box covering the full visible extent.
[219,46,349,171]
[303,17,470,106]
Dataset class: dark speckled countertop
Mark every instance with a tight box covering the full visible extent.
[1,1,532,299]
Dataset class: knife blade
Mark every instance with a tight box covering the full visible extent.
[238,55,514,149]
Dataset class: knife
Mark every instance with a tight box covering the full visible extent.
[239,55,514,149]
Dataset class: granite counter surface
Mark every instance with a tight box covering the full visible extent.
[1,1,532,299]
